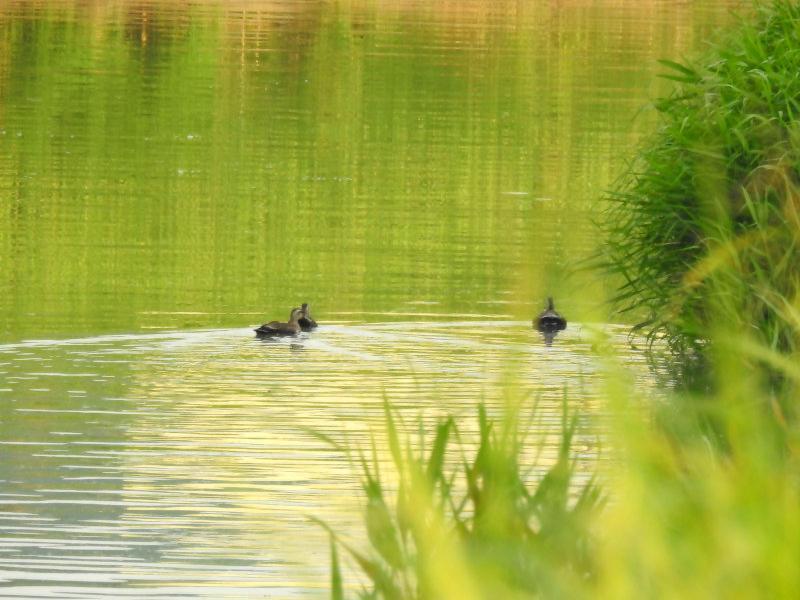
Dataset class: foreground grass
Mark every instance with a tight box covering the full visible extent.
[314,397,603,599]
[596,320,800,597]
[317,327,800,598]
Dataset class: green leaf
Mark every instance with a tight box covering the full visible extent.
[383,395,404,472]
[366,493,405,570]
[330,534,344,600]
[426,418,453,483]
[303,427,347,452]
[658,58,698,76]
[349,546,403,600]
[311,516,402,600]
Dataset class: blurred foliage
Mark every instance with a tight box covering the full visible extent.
[321,324,800,599]
[314,397,603,599]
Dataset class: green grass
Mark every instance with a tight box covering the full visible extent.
[603,0,800,373]
[313,397,603,599]
[316,322,800,598]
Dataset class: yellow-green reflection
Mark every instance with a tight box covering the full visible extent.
[0,0,742,341]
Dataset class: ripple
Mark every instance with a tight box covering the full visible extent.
[0,318,659,596]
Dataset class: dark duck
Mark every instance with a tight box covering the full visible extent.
[298,303,318,332]
[255,307,303,338]
[534,297,567,344]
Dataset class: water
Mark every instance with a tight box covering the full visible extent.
[1,321,651,597]
[0,0,741,597]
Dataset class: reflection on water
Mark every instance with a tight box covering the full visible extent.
[0,319,656,597]
[0,0,743,340]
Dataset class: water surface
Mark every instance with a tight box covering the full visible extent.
[0,0,742,596]
[1,320,654,597]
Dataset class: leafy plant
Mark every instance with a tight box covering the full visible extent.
[313,397,603,599]
[603,0,800,379]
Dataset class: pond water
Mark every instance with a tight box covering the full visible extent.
[1,0,742,597]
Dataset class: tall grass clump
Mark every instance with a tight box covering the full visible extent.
[604,0,800,379]
[594,276,800,596]
[313,398,603,599]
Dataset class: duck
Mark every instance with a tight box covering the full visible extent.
[534,297,567,332]
[298,303,318,332]
[255,307,303,338]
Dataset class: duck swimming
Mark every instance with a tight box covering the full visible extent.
[534,297,567,332]
[255,307,303,338]
[298,303,318,332]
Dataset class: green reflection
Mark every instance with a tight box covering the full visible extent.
[0,1,740,341]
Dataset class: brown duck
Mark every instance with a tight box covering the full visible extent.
[298,303,318,332]
[255,307,303,338]
[534,297,567,332]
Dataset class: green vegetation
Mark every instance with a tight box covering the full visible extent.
[322,2,800,597]
[604,1,800,368]
[322,343,800,597]
[314,398,603,599]
[595,350,800,598]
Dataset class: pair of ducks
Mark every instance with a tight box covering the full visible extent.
[255,303,317,337]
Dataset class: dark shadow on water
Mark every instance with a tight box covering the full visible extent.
[539,328,561,346]
[254,332,308,352]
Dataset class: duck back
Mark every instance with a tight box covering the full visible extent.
[255,308,303,337]
[298,303,318,331]
[534,297,567,332]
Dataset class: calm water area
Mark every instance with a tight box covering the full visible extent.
[1,0,742,597]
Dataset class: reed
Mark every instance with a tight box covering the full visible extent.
[595,348,800,598]
[313,397,603,599]
[603,0,800,373]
